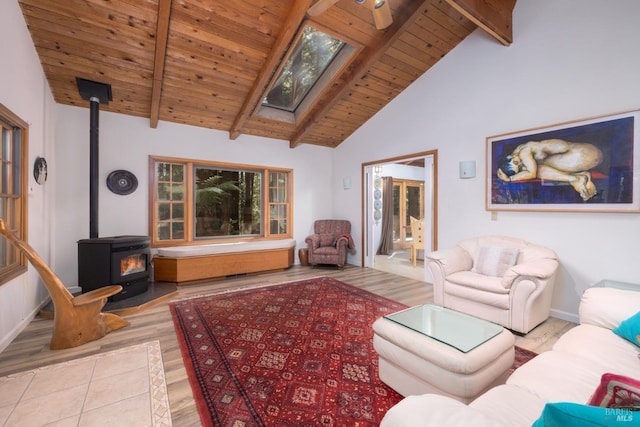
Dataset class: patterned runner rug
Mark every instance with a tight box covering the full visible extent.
[170,276,407,426]
[170,276,538,426]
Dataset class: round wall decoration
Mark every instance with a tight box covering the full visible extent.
[106,170,138,195]
[33,157,48,185]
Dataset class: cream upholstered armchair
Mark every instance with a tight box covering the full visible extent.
[426,236,559,334]
[305,220,354,268]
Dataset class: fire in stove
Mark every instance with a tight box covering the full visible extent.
[121,254,146,276]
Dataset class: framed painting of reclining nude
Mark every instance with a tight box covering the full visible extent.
[486,109,640,212]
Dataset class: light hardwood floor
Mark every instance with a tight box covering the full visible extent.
[374,249,424,281]
[0,266,576,425]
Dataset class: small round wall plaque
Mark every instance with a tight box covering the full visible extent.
[106,170,138,195]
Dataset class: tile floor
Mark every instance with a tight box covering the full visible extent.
[0,341,171,427]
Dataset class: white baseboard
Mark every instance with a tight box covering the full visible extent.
[0,297,51,353]
[550,308,579,324]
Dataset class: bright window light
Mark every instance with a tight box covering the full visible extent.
[263,26,345,112]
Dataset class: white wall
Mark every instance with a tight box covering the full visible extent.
[333,0,640,321]
[0,0,56,351]
[54,106,333,287]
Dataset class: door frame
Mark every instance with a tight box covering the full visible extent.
[361,150,438,280]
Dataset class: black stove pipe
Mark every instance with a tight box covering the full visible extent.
[89,97,100,239]
[76,78,111,239]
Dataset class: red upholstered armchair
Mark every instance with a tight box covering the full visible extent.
[305,220,354,268]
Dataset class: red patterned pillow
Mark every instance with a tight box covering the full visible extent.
[588,373,640,408]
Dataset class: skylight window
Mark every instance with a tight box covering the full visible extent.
[263,26,346,113]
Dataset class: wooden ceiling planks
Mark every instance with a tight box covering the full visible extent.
[20,0,157,118]
[18,0,515,148]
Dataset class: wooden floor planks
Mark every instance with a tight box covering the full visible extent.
[0,265,574,425]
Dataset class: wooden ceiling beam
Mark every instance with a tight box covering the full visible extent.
[289,0,430,148]
[445,0,516,46]
[229,0,314,140]
[149,0,172,128]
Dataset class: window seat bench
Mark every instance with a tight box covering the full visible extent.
[153,239,296,284]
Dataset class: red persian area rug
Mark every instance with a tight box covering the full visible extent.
[169,276,539,426]
[511,345,538,375]
[169,276,407,426]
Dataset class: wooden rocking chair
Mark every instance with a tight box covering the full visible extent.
[0,219,129,350]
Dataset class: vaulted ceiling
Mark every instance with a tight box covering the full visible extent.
[18,0,515,148]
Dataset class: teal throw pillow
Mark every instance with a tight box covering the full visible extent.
[613,311,640,347]
[532,402,638,427]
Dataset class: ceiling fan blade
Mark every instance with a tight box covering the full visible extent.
[371,0,393,30]
[308,0,341,16]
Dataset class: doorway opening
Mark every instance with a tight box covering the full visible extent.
[362,151,437,282]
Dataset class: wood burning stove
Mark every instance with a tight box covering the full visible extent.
[75,78,152,302]
[78,236,151,301]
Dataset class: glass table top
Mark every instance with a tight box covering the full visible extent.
[384,304,503,353]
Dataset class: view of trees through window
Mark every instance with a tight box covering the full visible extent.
[151,157,292,245]
[263,26,345,112]
[195,168,261,238]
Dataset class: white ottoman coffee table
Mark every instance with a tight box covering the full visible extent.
[373,304,515,404]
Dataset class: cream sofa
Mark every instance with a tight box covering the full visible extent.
[381,285,640,426]
[427,236,559,334]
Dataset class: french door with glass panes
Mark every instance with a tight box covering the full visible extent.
[392,179,424,249]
